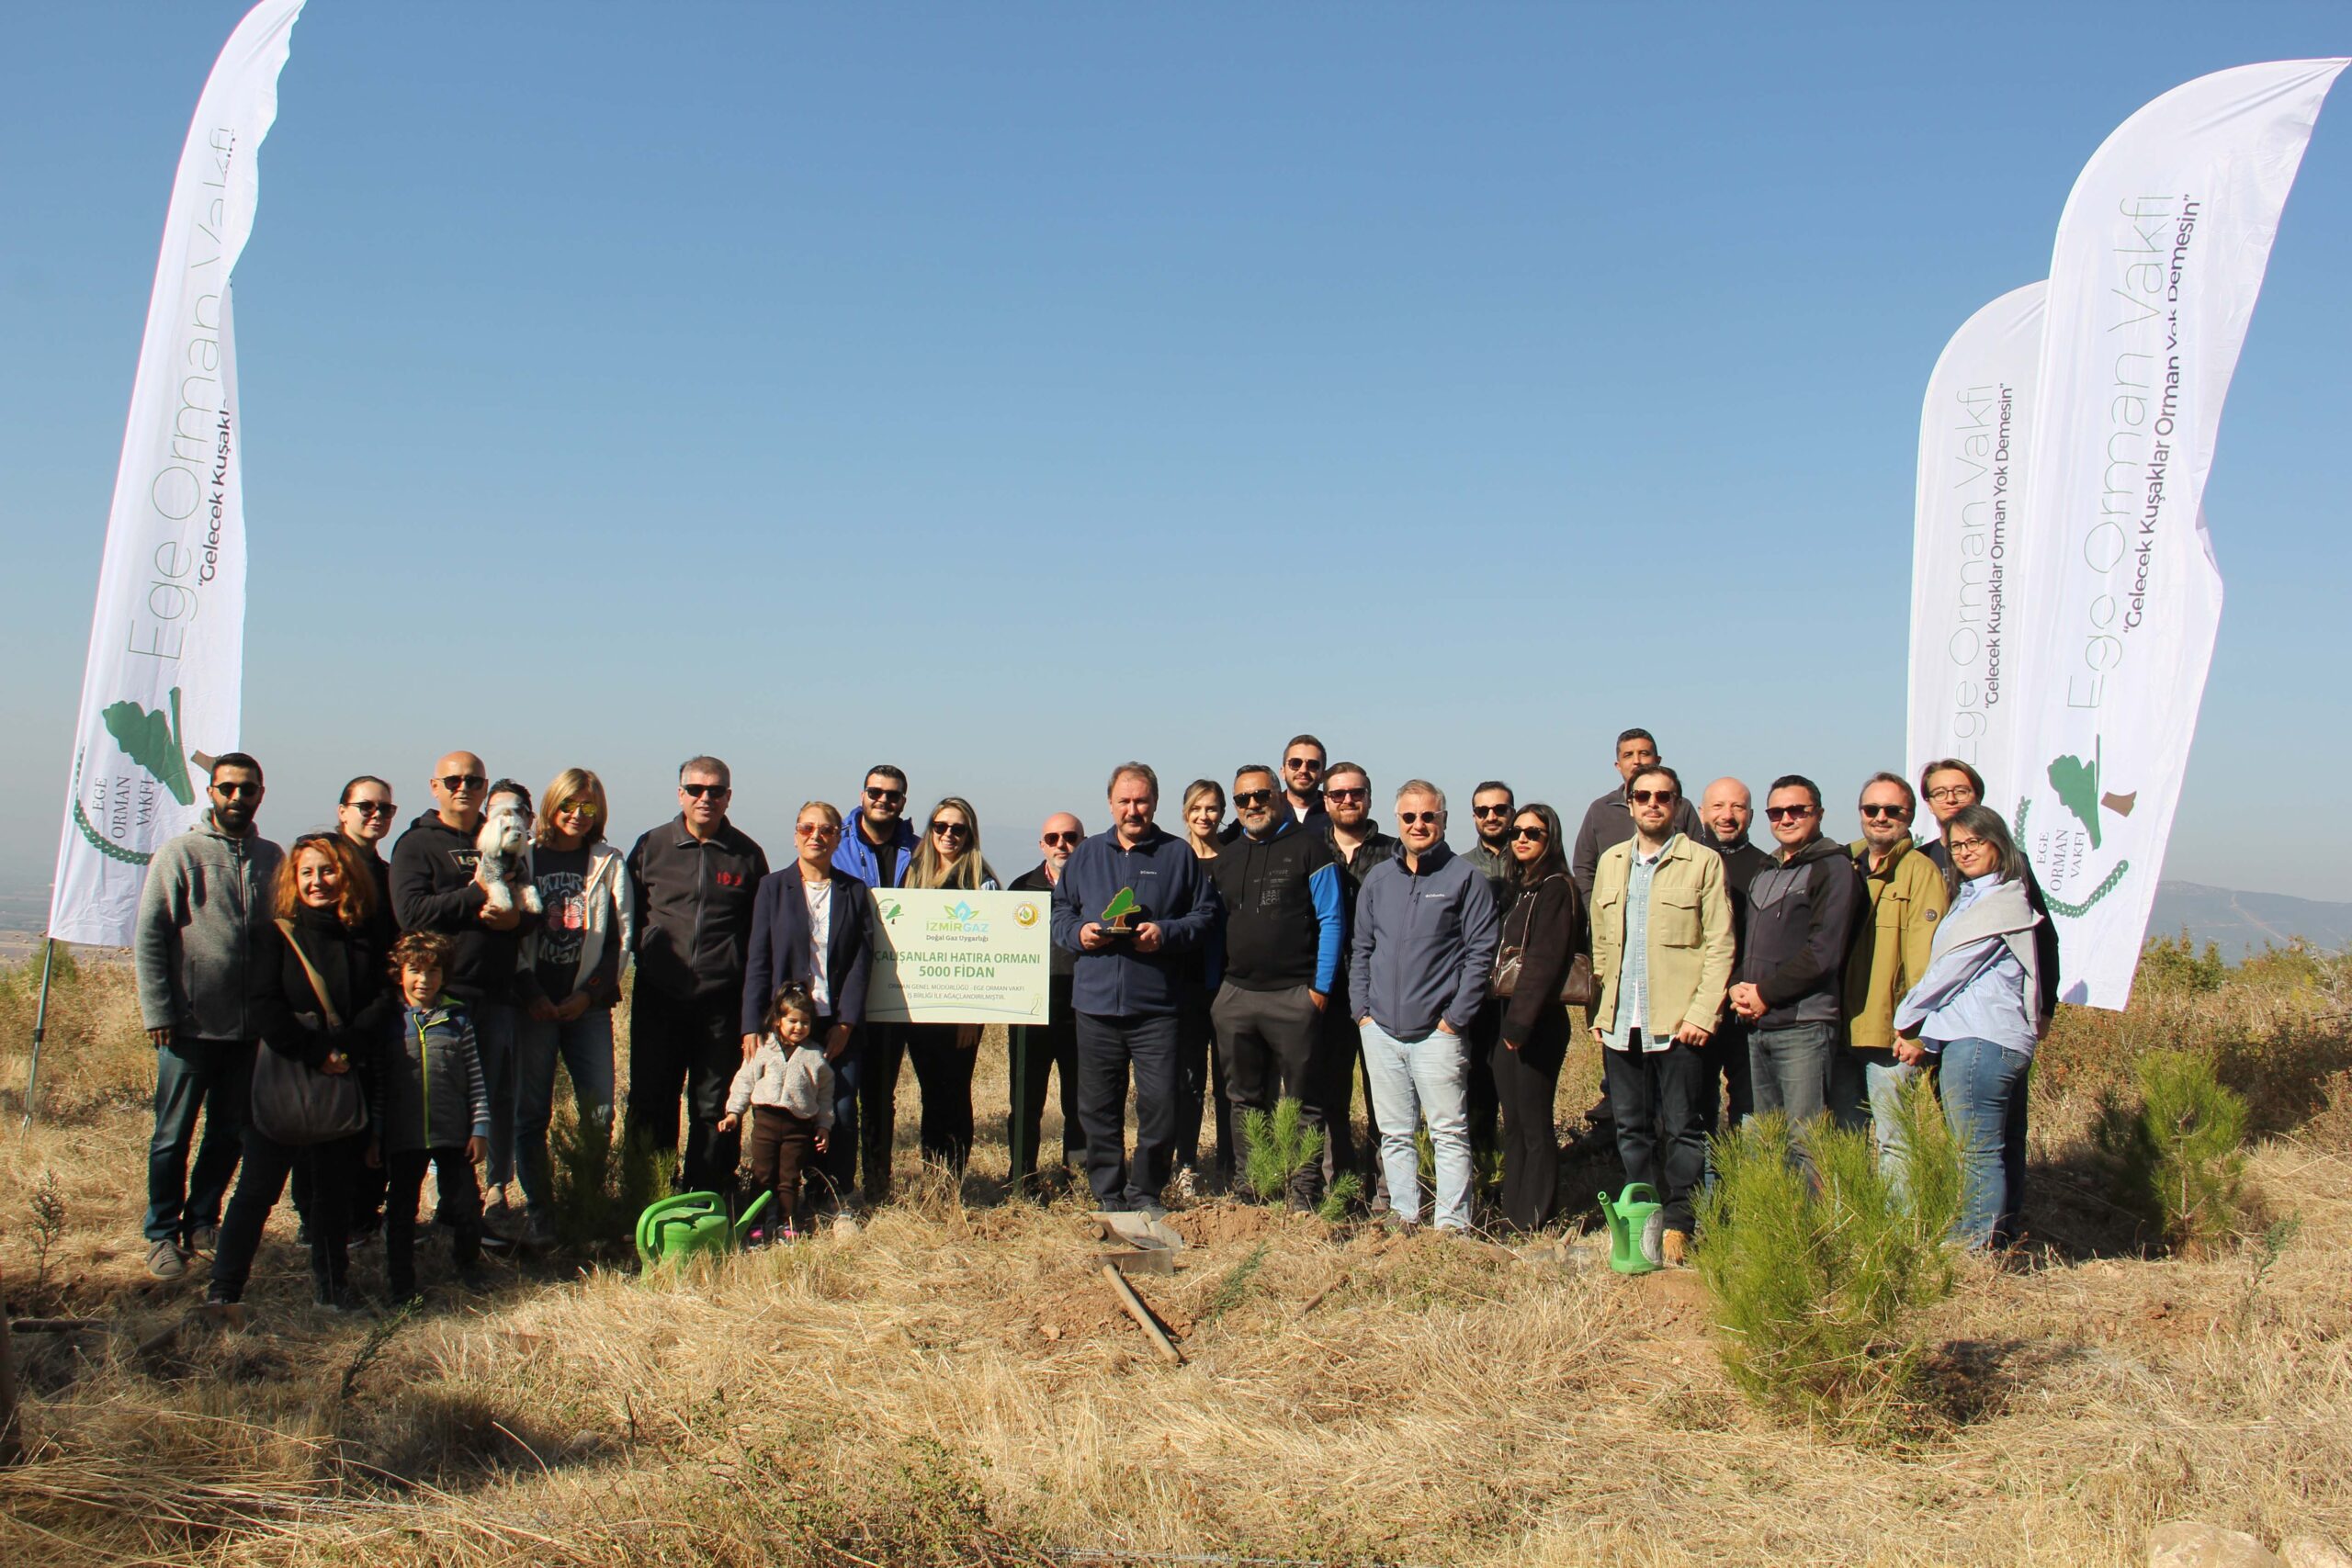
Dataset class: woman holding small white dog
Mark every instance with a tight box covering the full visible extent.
[512,768,635,1249]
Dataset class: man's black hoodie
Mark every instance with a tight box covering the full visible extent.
[390,811,531,1007]
[1736,833,1863,1030]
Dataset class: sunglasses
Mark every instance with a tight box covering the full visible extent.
[1232,790,1275,808]
[554,799,599,818]
[1397,810,1442,826]
[1510,826,1548,842]
[343,799,396,818]
[1764,804,1818,822]
[1324,787,1367,803]
[1628,789,1678,806]
[213,780,261,798]
[796,822,841,839]
[1042,831,1082,847]
[1860,803,1911,820]
[930,820,971,839]
[436,773,486,791]
[681,782,729,799]
[865,787,907,804]
[1284,758,1321,771]
[1472,803,1512,817]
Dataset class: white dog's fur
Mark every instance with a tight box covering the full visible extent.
[474,798,543,916]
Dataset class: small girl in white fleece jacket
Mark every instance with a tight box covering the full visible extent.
[719,984,833,1240]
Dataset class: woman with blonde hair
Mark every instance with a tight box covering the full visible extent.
[1173,778,1232,1192]
[511,767,635,1248]
[892,797,999,1179]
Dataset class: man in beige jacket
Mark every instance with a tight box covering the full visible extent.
[1837,772,1950,1182]
[1588,763,1736,1265]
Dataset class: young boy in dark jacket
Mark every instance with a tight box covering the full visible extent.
[374,931,492,1301]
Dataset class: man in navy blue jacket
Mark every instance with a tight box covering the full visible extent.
[1205,764,1342,1209]
[1050,762,1224,1215]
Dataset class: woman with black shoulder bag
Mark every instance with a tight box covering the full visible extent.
[1490,803,1589,1234]
[209,833,391,1308]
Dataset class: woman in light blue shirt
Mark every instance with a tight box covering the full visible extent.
[1892,805,2048,1248]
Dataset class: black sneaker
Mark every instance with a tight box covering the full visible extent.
[315,1284,366,1314]
[455,1266,491,1294]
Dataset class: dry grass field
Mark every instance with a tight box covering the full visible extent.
[1,939,2348,1567]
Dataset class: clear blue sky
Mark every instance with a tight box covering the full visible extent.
[4,4,2346,901]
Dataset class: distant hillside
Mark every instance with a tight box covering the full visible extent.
[2147,881,2352,961]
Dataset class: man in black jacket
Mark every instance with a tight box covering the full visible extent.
[1697,776,1767,1134]
[1571,728,1707,899]
[1207,767,1344,1208]
[1727,774,1863,1137]
[624,756,769,1194]
[390,751,534,1226]
[1319,762,1398,1204]
[1007,812,1087,1192]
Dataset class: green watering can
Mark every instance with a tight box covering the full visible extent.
[634,1190,772,1269]
[1596,1183,1665,1275]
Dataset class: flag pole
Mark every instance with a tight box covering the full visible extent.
[20,939,57,1133]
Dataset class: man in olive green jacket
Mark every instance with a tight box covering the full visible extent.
[1836,773,1950,1179]
[1587,763,1736,1263]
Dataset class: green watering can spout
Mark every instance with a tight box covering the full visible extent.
[732,1190,773,1247]
[1597,1183,1665,1275]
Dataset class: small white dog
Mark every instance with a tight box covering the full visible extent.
[474,797,543,916]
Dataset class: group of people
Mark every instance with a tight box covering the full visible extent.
[130,728,2055,1306]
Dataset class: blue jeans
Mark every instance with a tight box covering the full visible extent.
[1359,1019,1472,1231]
[1838,1048,1926,1197]
[145,1036,254,1244]
[1938,1036,2030,1248]
[513,1007,616,1216]
[469,999,523,1194]
[1747,1021,1838,1126]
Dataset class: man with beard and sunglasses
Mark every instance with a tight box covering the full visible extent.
[134,753,282,1280]
[1838,772,1950,1163]
[624,756,768,1194]
[831,764,919,1204]
[1205,765,1343,1210]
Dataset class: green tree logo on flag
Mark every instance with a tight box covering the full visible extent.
[2045,738,2137,851]
[101,688,197,806]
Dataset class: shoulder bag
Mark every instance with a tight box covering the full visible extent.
[250,919,369,1146]
[1491,876,1595,1008]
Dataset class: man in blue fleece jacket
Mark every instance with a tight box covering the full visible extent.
[1050,762,1224,1215]
[1349,779,1498,1232]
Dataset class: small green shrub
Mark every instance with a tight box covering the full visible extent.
[2092,1048,2252,1255]
[611,1122,677,1242]
[550,1105,639,1249]
[1242,1099,1323,1204]
[2137,931,2228,994]
[1693,1082,1963,1438]
[1316,1172,1364,1224]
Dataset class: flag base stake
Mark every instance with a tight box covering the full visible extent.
[20,939,56,1134]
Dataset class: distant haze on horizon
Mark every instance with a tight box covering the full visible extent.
[5,5,2350,909]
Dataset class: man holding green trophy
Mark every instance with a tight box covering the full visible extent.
[1049,762,1225,1216]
